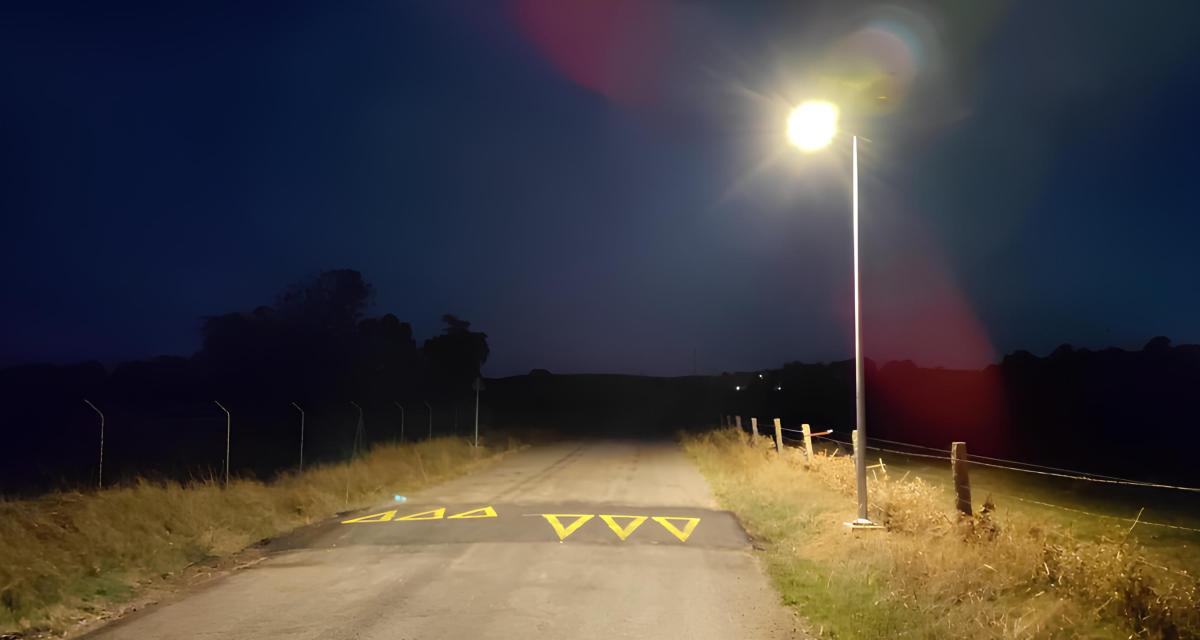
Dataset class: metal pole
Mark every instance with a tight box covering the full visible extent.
[214,401,231,487]
[350,401,364,458]
[291,402,305,472]
[851,134,873,526]
[473,379,480,448]
[84,399,104,489]
[425,401,433,440]
[394,402,405,442]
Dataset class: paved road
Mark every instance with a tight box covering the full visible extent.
[87,441,801,639]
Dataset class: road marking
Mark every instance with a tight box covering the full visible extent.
[448,506,498,519]
[341,508,704,543]
[396,507,446,521]
[341,510,397,524]
[652,516,701,542]
[598,515,648,541]
[541,514,594,540]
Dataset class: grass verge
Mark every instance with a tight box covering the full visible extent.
[0,436,521,635]
[682,428,1199,640]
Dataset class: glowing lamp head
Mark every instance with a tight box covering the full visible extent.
[786,100,839,152]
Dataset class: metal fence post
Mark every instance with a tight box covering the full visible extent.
[214,401,231,487]
[425,401,433,439]
[394,402,405,442]
[83,399,104,489]
[350,401,365,458]
[291,402,305,472]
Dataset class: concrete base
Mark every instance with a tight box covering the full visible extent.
[843,518,885,530]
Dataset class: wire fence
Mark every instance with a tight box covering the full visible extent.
[730,417,1200,534]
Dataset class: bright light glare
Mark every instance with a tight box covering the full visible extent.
[786,101,839,152]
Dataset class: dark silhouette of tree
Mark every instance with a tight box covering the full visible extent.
[275,269,373,335]
[356,313,420,398]
[422,314,489,397]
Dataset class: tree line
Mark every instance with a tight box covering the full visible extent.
[0,269,490,494]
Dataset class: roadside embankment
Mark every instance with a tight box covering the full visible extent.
[0,437,521,635]
[682,428,1199,639]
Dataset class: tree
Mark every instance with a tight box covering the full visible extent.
[423,314,489,396]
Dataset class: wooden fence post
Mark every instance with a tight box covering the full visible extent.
[851,429,859,466]
[801,423,814,463]
[951,441,972,516]
[735,415,742,433]
[773,418,783,454]
[750,417,759,444]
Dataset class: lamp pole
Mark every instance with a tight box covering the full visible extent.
[786,101,876,527]
[849,134,872,526]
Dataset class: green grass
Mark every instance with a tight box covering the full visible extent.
[683,428,1200,640]
[0,436,521,635]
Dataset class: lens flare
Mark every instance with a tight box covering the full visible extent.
[786,101,839,152]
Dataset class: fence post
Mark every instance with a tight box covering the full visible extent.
[350,401,365,458]
[735,416,742,433]
[214,401,231,487]
[290,402,305,472]
[750,417,759,444]
[951,441,972,516]
[394,402,405,442]
[83,399,104,489]
[851,428,858,467]
[773,418,783,454]
[801,423,814,463]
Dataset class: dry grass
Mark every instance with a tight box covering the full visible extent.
[0,436,521,635]
[682,428,1200,640]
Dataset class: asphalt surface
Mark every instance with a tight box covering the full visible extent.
[86,440,802,639]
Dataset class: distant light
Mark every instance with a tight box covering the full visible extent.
[735,385,741,391]
[776,386,782,391]
[786,100,839,152]
[758,373,764,379]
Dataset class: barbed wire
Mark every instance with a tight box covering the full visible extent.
[981,490,1200,534]
[789,428,1200,493]
[865,435,1139,483]
[769,433,1200,535]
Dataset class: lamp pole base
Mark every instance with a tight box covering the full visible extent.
[844,518,884,530]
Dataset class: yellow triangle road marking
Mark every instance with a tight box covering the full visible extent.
[341,510,397,524]
[599,515,647,541]
[652,516,700,542]
[448,506,498,519]
[396,507,446,521]
[541,514,594,540]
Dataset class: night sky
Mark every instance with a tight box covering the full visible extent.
[3,1,1199,376]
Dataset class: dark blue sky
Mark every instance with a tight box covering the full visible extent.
[2,1,1199,376]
